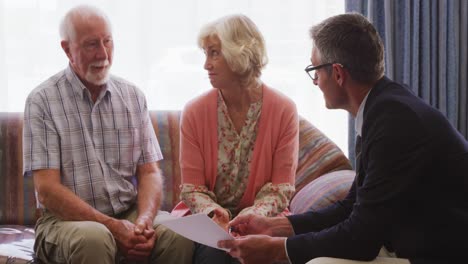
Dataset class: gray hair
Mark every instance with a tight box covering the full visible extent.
[59,5,112,41]
[198,14,268,84]
[309,13,385,84]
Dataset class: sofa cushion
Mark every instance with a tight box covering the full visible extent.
[290,170,355,214]
[295,117,352,194]
[0,225,36,263]
[0,112,39,226]
[148,111,182,212]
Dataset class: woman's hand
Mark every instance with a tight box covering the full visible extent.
[210,207,230,231]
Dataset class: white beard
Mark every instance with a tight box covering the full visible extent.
[85,60,111,85]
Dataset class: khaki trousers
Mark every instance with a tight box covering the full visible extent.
[306,247,410,264]
[34,209,194,264]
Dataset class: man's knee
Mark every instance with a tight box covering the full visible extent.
[68,221,116,255]
[35,219,117,264]
[153,224,194,262]
[156,224,193,248]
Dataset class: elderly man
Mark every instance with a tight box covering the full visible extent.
[219,13,468,264]
[23,5,193,263]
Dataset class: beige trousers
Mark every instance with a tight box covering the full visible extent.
[306,247,410,264]
[34,209,194,264]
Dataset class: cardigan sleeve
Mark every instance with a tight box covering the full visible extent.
[271,100,299,186]
[179,97,226,215]
[238,182,295,216]
[180,183,225,215]
[239,99,299,216]
[179,104,206,186]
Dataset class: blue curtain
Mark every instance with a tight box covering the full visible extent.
[346,0,468,165]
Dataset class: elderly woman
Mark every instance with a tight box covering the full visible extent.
[174,14,299,264]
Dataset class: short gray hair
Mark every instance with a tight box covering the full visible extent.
[198,14,268,84]
[59,5,112,42]
[310,13,385,84]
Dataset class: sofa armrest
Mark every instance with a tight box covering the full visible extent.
[290,170,355,214]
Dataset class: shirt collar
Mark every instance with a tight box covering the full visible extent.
[65,64,114,100]
[354,88,372,137]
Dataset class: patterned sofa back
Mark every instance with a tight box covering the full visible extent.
[0,111,351,226]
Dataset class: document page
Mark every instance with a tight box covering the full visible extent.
[160,213,234,251]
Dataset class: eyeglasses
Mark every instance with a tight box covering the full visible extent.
[304,63,335,81]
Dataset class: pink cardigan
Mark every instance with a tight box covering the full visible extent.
[179,85,299,212]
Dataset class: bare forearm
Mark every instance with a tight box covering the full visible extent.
[34,169,115,230]
[136,163,162,221]
[38,182,112,225]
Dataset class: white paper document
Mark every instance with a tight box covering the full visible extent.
[159,213,234,251]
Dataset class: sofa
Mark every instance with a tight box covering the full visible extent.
[0,110,354,263]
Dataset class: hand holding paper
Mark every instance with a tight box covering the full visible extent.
[159,213,234,251]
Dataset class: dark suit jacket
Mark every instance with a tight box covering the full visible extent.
[286,77,468,264]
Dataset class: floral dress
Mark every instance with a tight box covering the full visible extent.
[180,90,294,218]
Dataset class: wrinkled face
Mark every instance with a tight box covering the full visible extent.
[202,36,238,88]
[311,47,347,109]
[62,16,113,86]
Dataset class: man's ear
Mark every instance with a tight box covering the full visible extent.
[333,64,346,86]
[61,40,73,62]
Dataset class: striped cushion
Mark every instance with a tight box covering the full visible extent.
[148,111,182,212]
[290,170,355,214]
[295,117,352,194]
[0,112,39,226]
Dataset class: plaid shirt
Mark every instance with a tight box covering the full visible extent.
[23,66,162,216]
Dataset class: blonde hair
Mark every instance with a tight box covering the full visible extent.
[198,14,268,84]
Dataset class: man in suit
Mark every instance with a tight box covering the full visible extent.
[219,13,468,264]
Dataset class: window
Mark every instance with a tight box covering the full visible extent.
[0,0,347,155]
